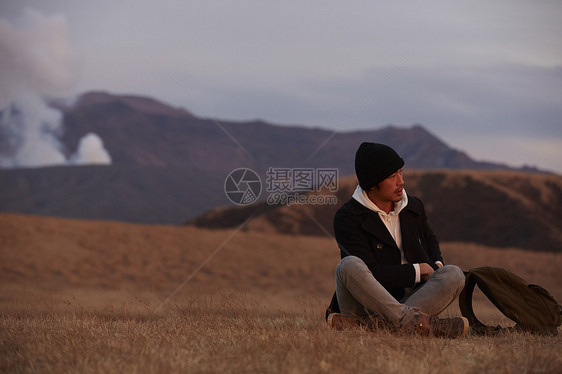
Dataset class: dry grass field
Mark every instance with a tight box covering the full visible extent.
[1,213,561,373]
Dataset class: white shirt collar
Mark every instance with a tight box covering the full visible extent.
[351,184,408,215]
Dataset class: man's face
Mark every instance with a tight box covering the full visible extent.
[371,169,405,203]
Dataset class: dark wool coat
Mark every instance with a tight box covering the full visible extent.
[326,195,443,317]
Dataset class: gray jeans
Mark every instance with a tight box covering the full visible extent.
[335,256,466,330]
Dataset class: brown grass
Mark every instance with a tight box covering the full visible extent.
[1,213,561,373]
[2,295,561,374]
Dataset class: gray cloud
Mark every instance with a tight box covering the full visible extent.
[1,1,560,172]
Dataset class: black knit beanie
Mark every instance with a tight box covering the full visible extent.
[355,142,404,191]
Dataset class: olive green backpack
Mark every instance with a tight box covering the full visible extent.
[459,266,562,336]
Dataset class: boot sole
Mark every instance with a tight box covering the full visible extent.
[459,316,470,338]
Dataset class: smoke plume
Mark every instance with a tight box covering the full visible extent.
[70,133,112,165]
[0,8,111,168]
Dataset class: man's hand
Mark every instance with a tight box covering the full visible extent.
[419,263,434,282]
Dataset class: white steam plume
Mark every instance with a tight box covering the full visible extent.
[70,133,112,165]
[0,8,111,168]
[1,93,66,168]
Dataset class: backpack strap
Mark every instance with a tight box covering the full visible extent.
[458,268,504,335]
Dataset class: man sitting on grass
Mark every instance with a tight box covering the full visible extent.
[326,142,469,338]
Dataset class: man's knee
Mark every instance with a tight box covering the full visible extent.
[438,265,466,292]
[337,255,365,272]
[336,256,368,280]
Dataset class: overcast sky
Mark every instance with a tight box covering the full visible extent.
[2,1,561,173]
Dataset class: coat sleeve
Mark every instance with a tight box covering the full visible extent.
[418,199,443,267]
[334,204,416,289]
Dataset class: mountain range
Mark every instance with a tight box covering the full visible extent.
[1,91,558,251]
[55,92,536,174]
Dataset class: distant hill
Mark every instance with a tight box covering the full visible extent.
[188,170,562,253]
[0,91,550,224]
[0,165,227,224]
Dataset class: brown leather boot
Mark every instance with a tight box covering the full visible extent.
[327,313,362,330]
[416,315,469,338]
[327,313,386,332]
